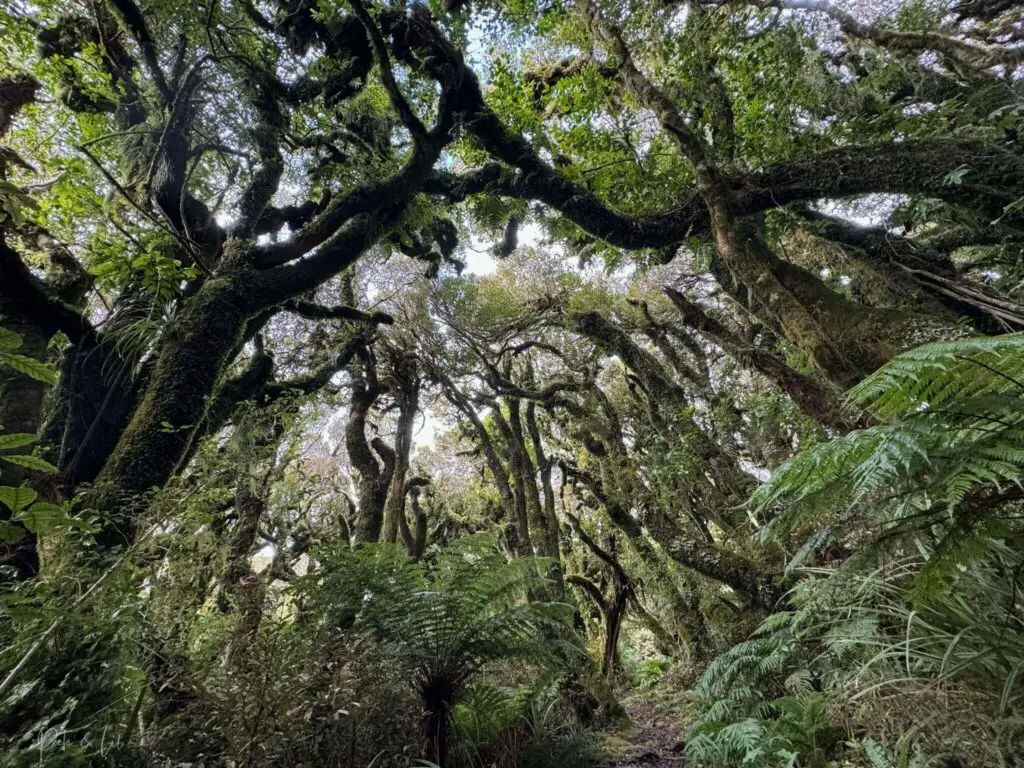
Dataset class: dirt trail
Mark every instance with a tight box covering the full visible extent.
[599,701,688,767]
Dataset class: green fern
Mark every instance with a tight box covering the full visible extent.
[296,535,576,766]
[848,334,1024,415]
[862,739,895,768]
[751,334,1024,597]
[686,532,1024,767]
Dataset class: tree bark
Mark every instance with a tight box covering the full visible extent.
[85,258,257,550]
[348,349,392,544]
[381,351,420,545]
[489,405,534,554]
[409,481,429,560]
[225,484,268,664]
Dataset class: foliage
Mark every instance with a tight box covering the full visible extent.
[753,334,1024,593]
[692,334,1024,767]
[300,534,578,763]
[0,328,55,387]
[0,328,81,550]
[2,0,1024,764]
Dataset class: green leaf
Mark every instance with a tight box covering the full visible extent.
[0,433,38,450]
[18,502,68,534]
[863,739,895,768]
[2,454,58,474]
[0,486,37,514]
[0,351,57,385]
[0,328,22,352]
[0,521,27,543]
[943,165,971,185]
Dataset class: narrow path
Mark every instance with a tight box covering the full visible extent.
[599,701,687,767]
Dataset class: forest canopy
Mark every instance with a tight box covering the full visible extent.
[0,0,1023,765]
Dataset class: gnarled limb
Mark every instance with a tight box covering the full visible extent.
[699,0,1024,75]
[664,286,849,428]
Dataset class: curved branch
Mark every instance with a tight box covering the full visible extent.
[256,5,467,271]
[567,574,610,615]
[106,0,172,102]
[282,299,394,325]
[0,243,96,344]
[349,0,427,142]
[702,0,1024,74]
[428,140,1024,251]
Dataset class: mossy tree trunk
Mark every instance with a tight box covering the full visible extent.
[381,350,421,546]
[348,348,396,544]
[526,401,564,592]
[85,261,257,550]
[435,370,524,554]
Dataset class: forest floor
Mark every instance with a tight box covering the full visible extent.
[598,700,688,767]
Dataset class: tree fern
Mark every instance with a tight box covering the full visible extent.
[751,333,1024,597]
[848,334,1024,415]
[296,535,576,767]
[687,718,765,766]
[688,548,1024,765]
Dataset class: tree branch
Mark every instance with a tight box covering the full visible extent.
[0,243,96,344]
[567,574,610,615]
[106,0,172,102]
[282,299,394,325]
[349,0,428,142]
[427,139,1024,252]
[701,0,1024,74]
[663,286,849,428]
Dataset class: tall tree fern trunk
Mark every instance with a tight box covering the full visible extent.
[421,677,454,767]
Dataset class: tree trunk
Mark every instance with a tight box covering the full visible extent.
[707,210,948,388]
[508,399,554,562]
[602,585,628,679]
[381,352,419,545]
[348,351,390,544]
[526,403,563,565]
[410,483,428,560]
[422,679,453,768]
[0,238,91,581]
[85,264,255,550]
[41,333,146,489]
[439,377,522,554]
[490,405,534,555]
